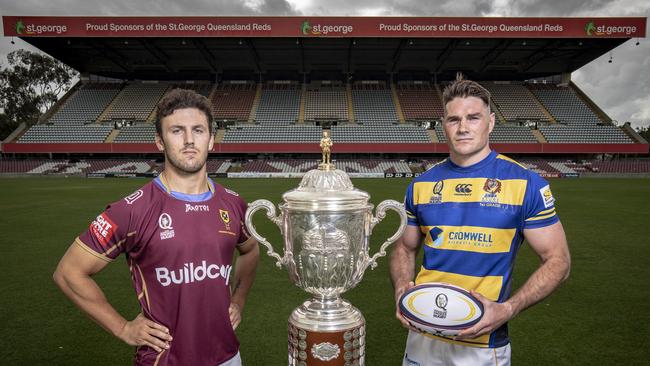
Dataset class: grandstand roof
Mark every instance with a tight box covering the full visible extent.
[3,16,646,81]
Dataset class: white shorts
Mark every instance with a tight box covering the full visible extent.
[402,331,511,366]
[220,351,242,366]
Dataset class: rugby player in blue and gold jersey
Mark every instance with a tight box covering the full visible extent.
[53,89,259,366]
[390,74,571,366]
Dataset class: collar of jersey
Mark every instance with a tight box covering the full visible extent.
[446,150,497,172]
[153,176,214,202]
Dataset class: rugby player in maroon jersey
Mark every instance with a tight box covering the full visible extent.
[54,89,259,366]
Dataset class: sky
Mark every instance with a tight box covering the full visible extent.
[0,0,648,128]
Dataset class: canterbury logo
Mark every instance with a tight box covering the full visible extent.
[454,184,473,194]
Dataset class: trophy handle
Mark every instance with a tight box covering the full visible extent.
[245,199,285,268]
[366,199,407,270]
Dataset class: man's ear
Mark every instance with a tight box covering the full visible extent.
[155,133,165,152]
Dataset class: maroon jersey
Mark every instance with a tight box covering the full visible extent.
[77,178,250,366]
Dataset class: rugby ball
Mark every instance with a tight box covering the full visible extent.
[399,283,483,337]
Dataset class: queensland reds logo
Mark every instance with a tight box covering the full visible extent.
[159,213,173,229]
[483,178,502,194]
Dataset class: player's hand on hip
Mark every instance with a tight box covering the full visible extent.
[455,290,514,341]
[394,281,419,332]
[229,302,242,330]
[117,313,172,353]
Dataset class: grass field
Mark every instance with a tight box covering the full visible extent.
[1,177,649,365]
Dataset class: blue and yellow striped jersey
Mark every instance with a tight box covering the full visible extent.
[405,150,559,348]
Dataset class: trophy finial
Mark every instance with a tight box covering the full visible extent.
[319,130,334,171]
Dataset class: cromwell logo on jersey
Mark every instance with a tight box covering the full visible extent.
[155,261,232,287]
[90,213,117,247]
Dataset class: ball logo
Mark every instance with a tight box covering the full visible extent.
[435,294,448,310]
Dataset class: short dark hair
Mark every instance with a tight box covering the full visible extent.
[442,73,491,116]
[155,88,213,135]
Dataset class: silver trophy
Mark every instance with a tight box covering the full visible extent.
[245,136,407,366]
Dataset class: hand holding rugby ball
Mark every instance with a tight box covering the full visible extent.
[398,283,484,337]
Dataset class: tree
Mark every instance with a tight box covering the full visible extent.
[0,49,78,140]
[636,125,650,142]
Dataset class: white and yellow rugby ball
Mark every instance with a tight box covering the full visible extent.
[399,283,484,337]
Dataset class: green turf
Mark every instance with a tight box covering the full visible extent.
[0,177,649,365]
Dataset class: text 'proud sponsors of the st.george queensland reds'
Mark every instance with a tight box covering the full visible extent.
[379,23,565,33]
[85,22,272,33]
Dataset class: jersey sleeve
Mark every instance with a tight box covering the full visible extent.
[523,172,560,229]
[77,200,138,262]
[404,182,418,226]
[235,196,251,246]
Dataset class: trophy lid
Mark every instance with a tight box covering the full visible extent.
[282,168,370,210]
[282,132,370,210]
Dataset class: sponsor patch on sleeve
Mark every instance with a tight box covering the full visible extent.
[539,185,555,208]
[90,212,118,247]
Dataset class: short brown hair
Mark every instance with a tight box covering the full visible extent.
[442,73,491,116]
[155,88,213,135]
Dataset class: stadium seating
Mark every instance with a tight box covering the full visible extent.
[169,82,213,97]
[84,160,156,173]
[211,82,256,121]
[396,83,444,120]
[587,160,650,173]
[351,83,399,125]
[114,124,157,143]
[47,83,121,125]
[18,124,113,143]
[331,125,431,143]
[518,159,562,175]
[0,160,51,173]
[255,84,301,125]
[222,125,322,143]
[239,159,411,174]
[538,125,632,143]
[304,83,348,121]
[482,82,549,122]
[102,82,169,122]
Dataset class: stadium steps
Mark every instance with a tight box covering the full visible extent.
[621,123,648,144]
[105,129,120,143]
[428,129,439,143]
[391,83,406,123]
[532,129,548,143]
[39,82,82,123]
[569,81,611,123]
[298,84,306,123]
[248,83,263,122]
[215,129,226,143]
[528,87,557,123]
[96,94,118,124]
[4,122,27,143]
[346,84,355,123]
[146,85,170,123]
[206,84,217,108]
[491,100,506,124]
